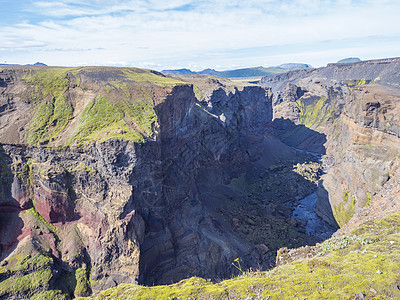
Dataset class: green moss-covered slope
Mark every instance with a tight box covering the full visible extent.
[23,68,76,145]
[67,95,147,146]
[0,207,95,299]
[333,191,358,227]
[18,66,187,147]
[79,211,400,299]
[0,246,55,299]
[297,97,336,129]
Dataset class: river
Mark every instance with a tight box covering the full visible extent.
[293,192,337,241]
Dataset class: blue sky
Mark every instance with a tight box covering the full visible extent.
[1,0,400,70]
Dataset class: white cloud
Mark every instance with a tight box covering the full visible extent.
[1,0,400,69]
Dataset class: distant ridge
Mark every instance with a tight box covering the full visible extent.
[162,63,313,78]
[278,63,313,69]
[261,57,400,94]
[0,62,47,66]
[336,57,361,64]
[161,68,192,75]
[29,62,47,66]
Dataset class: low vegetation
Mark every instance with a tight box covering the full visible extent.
[121,100,157,137]
[0,268,53,297]
[0,244,54,298]
[333,190,357,227]
[20,67,185,146]
[67,95,157,146]
[75,268,91,297]
[31,290,68,300]
[75,211,400,299]
[292,161,322,183]
[297,97,335,128]
[23,68,76,145]
[347,79,370,92]
[120,68,185,87]
[0,251,52,275]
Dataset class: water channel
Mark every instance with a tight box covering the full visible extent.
[293,192,337,241]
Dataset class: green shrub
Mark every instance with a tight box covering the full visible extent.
[75,268,91,297]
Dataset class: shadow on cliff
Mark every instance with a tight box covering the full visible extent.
[271,117,339,232]
[0,146,24,261]
[317,183,339,230]
[272,117,327,155]
[200,116,339,260]
[136,85,339,286]
[0,210,23,261]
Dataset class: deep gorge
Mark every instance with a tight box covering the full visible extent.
[0,58,400,298]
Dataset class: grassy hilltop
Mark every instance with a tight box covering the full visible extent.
[1,66,187,147]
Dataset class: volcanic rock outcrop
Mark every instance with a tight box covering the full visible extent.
[261,57,400,229]
[0,66,323,298]
[1,57,400,299]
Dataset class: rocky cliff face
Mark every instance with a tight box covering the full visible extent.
[0,66,324,299]
[2,58,399,298]
[261,57,400,229]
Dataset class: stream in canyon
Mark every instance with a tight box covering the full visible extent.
[293,192,337,241]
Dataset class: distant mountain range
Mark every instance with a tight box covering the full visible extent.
[162,63,313,78]
[0,62,47,66]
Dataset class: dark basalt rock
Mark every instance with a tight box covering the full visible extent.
[1,58,399,298]
[3,70,306,296]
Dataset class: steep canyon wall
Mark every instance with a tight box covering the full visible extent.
[1,67,305,298]
[261,57,400,229]
[1,58,399,298]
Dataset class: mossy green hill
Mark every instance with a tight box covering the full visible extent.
[2,66,188,147]
[9,66,258,147]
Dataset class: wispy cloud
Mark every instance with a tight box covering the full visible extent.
[1,0,400,69]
